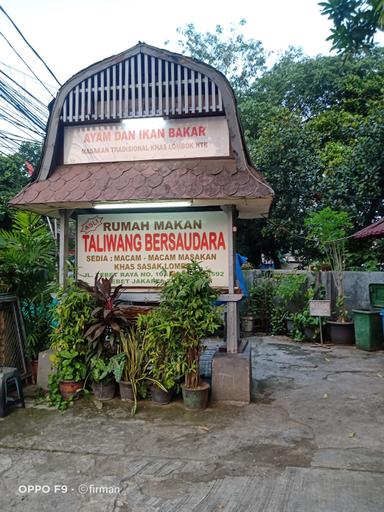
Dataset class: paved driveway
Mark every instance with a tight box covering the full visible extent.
[1,336,384,511]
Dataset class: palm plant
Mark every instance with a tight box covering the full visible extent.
[0,211,56,358]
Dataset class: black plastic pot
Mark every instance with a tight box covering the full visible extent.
[119,381,134,401]
[327,321,355,345]
[181,382,210,410]
[241,316,254,334]
[151,384,173,405]
[286,317,294,335]
[92,379,116,400]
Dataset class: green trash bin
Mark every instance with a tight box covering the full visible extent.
[353,284,384,351]
[353,310,383,351]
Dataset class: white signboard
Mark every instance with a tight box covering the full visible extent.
[64,117,230,164]
[309,300,331,317]
[76,211,230,288]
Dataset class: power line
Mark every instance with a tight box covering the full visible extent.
[0,61,57,90]
[0,69,48,109]
[0,31,55,98]
[0,4,61,87]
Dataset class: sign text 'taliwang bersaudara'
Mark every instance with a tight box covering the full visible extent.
[77,211,229,287]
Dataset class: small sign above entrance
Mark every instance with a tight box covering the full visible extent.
[64,117,230,164]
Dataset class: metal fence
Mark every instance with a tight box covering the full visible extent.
[0,294,28,378]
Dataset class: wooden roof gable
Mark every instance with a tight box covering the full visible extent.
[37,43,254,181]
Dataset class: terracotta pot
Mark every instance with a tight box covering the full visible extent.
[151,384,173,405]
[31,359,38,384]
[59,380,84,400]
[327,321,355,345]
[181,381,210,410]
[119,381,134,401]
[92,379,116,400]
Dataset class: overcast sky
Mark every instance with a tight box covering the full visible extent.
[1,1,335,88]
[1,0,383,102]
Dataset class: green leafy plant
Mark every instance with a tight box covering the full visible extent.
[89,353,126,383]
[291,310,319,342]
[138,309,186,391]
[50,281,95,358]
[56,350,87,382]
[291,284,324,342]
[47,281,95,410]
[46,373,72,411]
[247,274,277,332]
[23,289,55,360]
[0,211,55,297]
[274,273,307,313]
[160,261,222,389]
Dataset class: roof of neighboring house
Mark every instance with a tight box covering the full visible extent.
[352,218,384,239]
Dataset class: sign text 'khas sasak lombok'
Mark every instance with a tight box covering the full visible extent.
[76,211,229,287]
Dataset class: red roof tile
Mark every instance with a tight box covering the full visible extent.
[11,159,272,210]
[353,218,384,239]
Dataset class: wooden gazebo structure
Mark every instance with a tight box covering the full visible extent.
[11,43,273,401]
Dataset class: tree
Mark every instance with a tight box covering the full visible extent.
[171,20,266,97]
[240,49,384,264]
[305,208,352,320]
[0,142,42,229]
[319,0,384,55]
[175,24,384,266]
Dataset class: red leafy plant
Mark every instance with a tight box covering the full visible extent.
[83,273,152,357]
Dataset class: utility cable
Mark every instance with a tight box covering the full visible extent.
[0,5,61,87]
[0,31,55,98]
[0,61,57,89]
[0,69,48,108]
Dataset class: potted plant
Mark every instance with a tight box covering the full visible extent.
[305,208,354,344]
[138,309,186,405]
[160,261,222,410]
[56,349,87,400]
[118,327,166,413]
[48,281,95,408]
[89,353,126,401]
[84,273,129,356]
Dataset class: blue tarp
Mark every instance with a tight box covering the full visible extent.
[236,253,248,297]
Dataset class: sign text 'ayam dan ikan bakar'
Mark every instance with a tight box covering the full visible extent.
[76,212,230,287]
[64,117,229,164]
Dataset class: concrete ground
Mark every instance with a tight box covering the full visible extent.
[1,335,384,512]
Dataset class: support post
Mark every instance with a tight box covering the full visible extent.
[222,205,239,353]
[59,209,70,288]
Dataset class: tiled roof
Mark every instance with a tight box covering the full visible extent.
[11,159,273,208]
[353,218,384,239]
